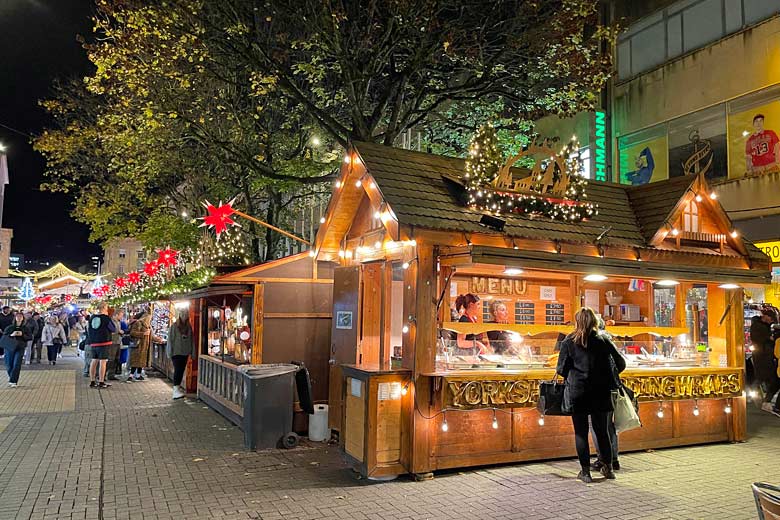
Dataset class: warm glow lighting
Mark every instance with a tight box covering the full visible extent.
[212,310,221,319]
[710,192,717,199]
[319,217,326,224]
[671,228,679,236]
[343,155,351,164]
[730,230,738,238]
[335,180,342,188]
[503,268,523,276]
[308,250,316,258]
[181,210,188,218]
[374,241,382,249]
[338,250,345,258]
[584,274,607,282]
[401,385,408,396]
[719,283,740,289]
[538,416,545,426]
[369,181,375,189]
[695,195,702,202]
[373,211,381,219]
[492,417,499,429]
[441,413,448,432]
[693,406,700,416]
[656,279,679,287]
[402,325,409,334]
[345,250,353,259]
[174,301,190,309]
[657,403,664,419]
[749,345,756,352]
[311,136,320,146]
[742,130,750,137]
[355,179,362,188]
[724,403,732,414]
[748,389,758,399]
[402,262,410,270]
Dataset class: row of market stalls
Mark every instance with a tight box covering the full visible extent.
[149,141,768,481]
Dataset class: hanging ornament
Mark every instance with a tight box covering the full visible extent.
[143,261,160,277]
[127,272,141,285]
[114,276,127,288]
[156,248,179,267]
[64,294,73,302]
[200,199,239,236]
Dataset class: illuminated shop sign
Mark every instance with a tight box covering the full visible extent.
[594,110,607,181]
[755,241,780,263]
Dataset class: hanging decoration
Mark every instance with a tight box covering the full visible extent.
[105,266,216,307]
[209,226,251,266]
[200,199,239,236]
[199,198,311,245]
[127,272,141,285]
[143,261,160,277]
[114,276,127,288]
[156,247,179,267]
[17,277,35,301]
[462,129,597,222]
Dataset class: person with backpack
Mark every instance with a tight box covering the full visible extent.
[41,315,67,365]
[86,302,116,389]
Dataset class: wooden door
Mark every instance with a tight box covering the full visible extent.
[360,262,383,366]
[329,266,361,430]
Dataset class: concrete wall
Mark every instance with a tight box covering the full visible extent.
[613,15,780,136]
[103,237,145,278]
[0,228,12,277]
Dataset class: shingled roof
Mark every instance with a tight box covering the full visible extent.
[351,141,769,266]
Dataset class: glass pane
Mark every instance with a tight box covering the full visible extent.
[682,0,723,52]
[668,104,727,181]
[654,287,676,327]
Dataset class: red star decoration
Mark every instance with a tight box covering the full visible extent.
[115,277,127,288]
[143,261,160,277]
[101,284,110,294]
[156,248,179,266]
[127,272,141,285]
[200,199,239,236]
[64,295,73,302]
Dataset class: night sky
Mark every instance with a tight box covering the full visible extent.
[0,0,100,267]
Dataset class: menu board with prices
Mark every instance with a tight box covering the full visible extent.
[545,303,565,325]
[515,302,535,325]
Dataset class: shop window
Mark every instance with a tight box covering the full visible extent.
[654,287,676,327]
[206,296,253,363]
[668,104,727,181]
[617,124,668,185]
[683,201,700,232]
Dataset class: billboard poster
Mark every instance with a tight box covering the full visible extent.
[728,101,780,179]
[618,134,669,185]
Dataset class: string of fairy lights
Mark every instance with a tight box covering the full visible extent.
[463,124,598,221]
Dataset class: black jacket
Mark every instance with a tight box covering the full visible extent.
[556,330,626,414]
[0,312,14,335]
[2,323,32,350]
[87,314,116,346]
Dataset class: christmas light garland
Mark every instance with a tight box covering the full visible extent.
[463,125,598,221]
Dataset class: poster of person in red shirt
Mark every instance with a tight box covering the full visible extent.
[745,114,780,176]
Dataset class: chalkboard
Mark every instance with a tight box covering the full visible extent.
[515,301,535,325]
[545,303,565,325]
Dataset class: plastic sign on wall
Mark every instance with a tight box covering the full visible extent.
[594,110,608,181]
[755,241,780,263]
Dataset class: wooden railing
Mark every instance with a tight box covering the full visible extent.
[198,355,246,423]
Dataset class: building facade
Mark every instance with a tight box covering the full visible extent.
[0,228,13,277]
[102,237,146,279]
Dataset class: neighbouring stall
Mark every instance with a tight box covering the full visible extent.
[194,253,334,430]
[314,140,770,479]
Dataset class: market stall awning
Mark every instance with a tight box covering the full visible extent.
[454,245,771,285]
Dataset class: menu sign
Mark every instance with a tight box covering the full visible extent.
[545,303,565,325]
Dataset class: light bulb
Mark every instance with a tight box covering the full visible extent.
[657,409,664,418]
[538,417,545,426]
[492,418,498,429]
[335,180,342,188]
[695,195,702,202]
[748,389,758,399]
[355,179,362,188]
[724,403,732,414]
[400,385,408,396]
[710,191,717,199]
[441,418,448,432]
[319,217,326,224]
[402,325,409,334]
[374,241,381,249]
[402,262,410,269]
[373,211,381,219]
[693,407,700,416]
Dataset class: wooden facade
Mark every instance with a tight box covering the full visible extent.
[313,142,771,479]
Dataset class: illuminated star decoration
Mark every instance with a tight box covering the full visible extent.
[114,276,127,288]
[127,272,141,285]
[200,199,239,236]
[156,248,179,267]
[143,261,160,277]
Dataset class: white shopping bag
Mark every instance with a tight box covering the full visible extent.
[613,387,642,433]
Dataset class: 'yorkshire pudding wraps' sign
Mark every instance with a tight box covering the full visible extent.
[444,371,742,409]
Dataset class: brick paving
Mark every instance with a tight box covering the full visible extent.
[0,350,778,519]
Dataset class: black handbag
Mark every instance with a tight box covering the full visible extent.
[537,375,570,416]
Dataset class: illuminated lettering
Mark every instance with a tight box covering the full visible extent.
[594,111,607,181]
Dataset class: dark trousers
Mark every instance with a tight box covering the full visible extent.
[130,367,143,375]
[572,412,612,469]
[590,411,619,463]
[171,355,188,386]
[46,345,59,362]
[4,347,23,383]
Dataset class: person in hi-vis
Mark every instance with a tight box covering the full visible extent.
[745,113,780,176]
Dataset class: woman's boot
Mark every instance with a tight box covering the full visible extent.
[577,467,593,483]
[600,462,616,480]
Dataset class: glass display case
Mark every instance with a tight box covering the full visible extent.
[205,296,253,363]
[436,326,708,371]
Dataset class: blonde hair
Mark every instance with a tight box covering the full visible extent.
[573,307,598,348]
[489,300,507,318]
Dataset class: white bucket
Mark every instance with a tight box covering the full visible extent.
[308,404,330,442]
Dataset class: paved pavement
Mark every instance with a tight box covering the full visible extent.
[1,350,779,520]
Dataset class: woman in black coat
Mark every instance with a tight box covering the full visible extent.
[3,312,32,387]
[556,307,626,483]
